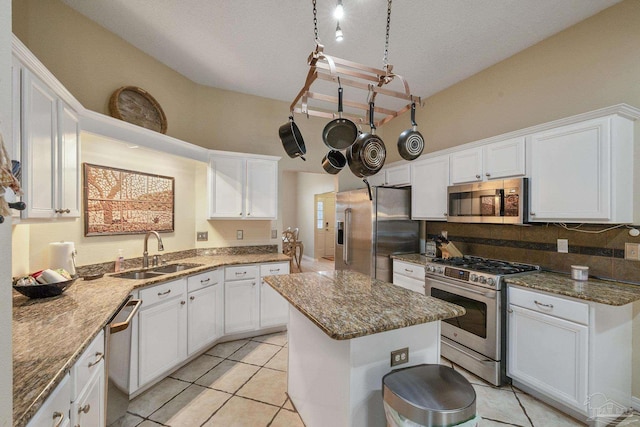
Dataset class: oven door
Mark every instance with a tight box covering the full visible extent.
[426,275,499,360]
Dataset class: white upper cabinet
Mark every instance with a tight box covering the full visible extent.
[20,67,80,219]
[529,115,633,223]
[450,137,525,184]
[368,164,411,187]
[209,153,279,220]
[411,154,450,221]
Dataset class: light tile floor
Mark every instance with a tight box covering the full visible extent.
[113,256,640,426]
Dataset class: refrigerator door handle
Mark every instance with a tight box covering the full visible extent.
[344,208,351,265]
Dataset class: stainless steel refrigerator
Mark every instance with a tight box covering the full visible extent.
[335,187,419,282]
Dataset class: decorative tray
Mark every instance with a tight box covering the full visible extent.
[109,86,168,134]
[13,277,77,299]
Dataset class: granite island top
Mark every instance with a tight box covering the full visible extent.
[12,252,290,427]
[263,270,465,340]
[506,272,640,306]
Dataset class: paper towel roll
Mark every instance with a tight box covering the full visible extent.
[49,241,76,275]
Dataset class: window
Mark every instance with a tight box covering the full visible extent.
[316,201,324,229]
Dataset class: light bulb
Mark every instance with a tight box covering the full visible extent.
[335,22,344,42]
[334,0,344,20]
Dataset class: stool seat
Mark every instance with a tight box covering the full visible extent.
[383,364,476,427]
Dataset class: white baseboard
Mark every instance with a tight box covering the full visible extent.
[302,255,315,262]
[632,395,640,411]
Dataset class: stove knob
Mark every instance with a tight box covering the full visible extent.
[426,266,434,273]
[479,276,487,284]
[436,267,444,274]
[486,278,495,286]
[469,274,478,282]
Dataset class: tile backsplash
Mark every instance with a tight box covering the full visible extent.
[426,222,640,284]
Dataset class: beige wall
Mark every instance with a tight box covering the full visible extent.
[1,0,12,424]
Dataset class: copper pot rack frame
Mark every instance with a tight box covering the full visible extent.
[290,44,421,128]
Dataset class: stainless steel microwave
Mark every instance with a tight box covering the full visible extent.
[447,178,528,224]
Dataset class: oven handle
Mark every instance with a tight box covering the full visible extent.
[427,277,496,299]
[442,338,493,363]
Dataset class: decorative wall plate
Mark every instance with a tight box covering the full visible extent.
[109,86,168,134]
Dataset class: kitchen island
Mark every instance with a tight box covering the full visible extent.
[263,270,465,427]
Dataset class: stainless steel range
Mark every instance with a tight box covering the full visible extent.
[424,256,540,386]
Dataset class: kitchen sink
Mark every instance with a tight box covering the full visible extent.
[112,271,166,280]
[112,263,204,280]
[151,263,203,274]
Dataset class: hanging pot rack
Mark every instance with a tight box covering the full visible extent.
[290,43,421,128]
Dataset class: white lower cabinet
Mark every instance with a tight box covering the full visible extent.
[260,262,290,328]
[71,369,105,427]
[187,272,223,355]
[138,279,187,387]
[392,260,426,294]
[27,373,71,427]
[225,278,259,334]
[508,285,633,421]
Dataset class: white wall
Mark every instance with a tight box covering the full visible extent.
[294,172,337,259]
[0,0,13,424]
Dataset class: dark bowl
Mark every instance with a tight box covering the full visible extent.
[13,277,77,299]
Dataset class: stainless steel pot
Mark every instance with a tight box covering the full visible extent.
[322,150,347,174]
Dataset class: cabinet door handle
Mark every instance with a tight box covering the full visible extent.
[157,289,171,296]
[443,212,448,216]
[485,173,491,177]
[200,278,210,284]
[475,174,481,179]
[404,268,413,273]
[53,411,65,427]
[507,308,513,313]
[180,300,186,305]
[88,352,104,368]
[252,282,256,286]
[530,212,536,216]
[239,212,242,216]
[78,404,91,414]
[534,300,553,309]
[247,212,251,216]
[55,209,71,214]
[190,295,195,300]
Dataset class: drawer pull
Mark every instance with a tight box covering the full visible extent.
[53,411,65,427]
[404,268,413,273]
[157,289,172,296]
[79,404,91,414]
[200,278,210,284]
[88,352,104,368]
[270,268,280,273]
[235,271,247,276]
[534,300,553,309]
[181,300,186,305]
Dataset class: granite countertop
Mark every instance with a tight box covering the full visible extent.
[263,270,465,340]
[12,252,290,427]
[506,272,640,306]
[391,253,431,265]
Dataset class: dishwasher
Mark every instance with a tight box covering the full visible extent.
[105,296,142,426]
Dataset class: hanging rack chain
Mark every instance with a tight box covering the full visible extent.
[383,0,392,69]
[312,0,319,43]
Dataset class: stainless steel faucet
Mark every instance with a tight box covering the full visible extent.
[143,231,165,268]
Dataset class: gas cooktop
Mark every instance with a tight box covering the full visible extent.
[425,256,540,290]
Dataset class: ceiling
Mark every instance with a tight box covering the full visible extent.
[61,0,620,109]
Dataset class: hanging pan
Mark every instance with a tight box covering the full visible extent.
[347,101,386,177]
[322,150,347,175]
[322,78,358,150]
[397,101,424,161]
[278,116,306,161]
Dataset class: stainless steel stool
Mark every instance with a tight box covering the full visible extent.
[382,364,477,427]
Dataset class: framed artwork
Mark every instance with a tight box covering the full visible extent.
[84,163,174,236]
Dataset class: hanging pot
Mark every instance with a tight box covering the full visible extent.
[322,80,358,150]
[322,150,347,175]
[397,101,424,161]
[278,116,306,161]
[347,102,386,177]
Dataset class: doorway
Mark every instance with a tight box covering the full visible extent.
[314,192,336,261]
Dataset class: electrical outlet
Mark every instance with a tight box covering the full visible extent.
[271,229,277,239]
[390,347,409,367]
[236,230,243,240]
[196,231,208,241]
[557,239,569,253]
[625,243,640,261]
